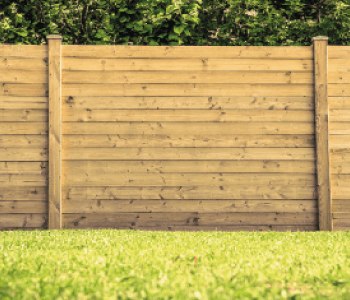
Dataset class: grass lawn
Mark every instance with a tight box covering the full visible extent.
[1,229,350,300]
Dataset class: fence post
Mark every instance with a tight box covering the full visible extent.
[312,36,333,231]
[47,35,63,230]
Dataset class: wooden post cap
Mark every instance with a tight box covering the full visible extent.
[46,35,63,40]
[312,36,329,43]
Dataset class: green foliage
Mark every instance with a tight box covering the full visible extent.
[0,0,349,45]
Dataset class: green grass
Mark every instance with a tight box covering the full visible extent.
[1,229,350,300]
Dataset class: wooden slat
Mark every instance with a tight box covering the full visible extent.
[332,226,350,232]
[62,122,314,135]
[332,200,350,213]
[329,71,350,84]
[0,201,47,213]
[61,224,318,232]
[63,58,313,71]
[0,57,48,70]
[64,160,316,173]
[48,35,62,230]
[63,134,315,148]
[63,96,314,110]
[63,173,316,187]
[332,174,350,186]
[0,45,48,58]
[0,213,47,228]
[62,199,317,214]
[63,148,315,161]
[329,97,350,110]
[62,45,313,59]
[0,186,47,200]
[329,84,350,97]
[330,148,350,162]
[330,109,350,122]
[0,174,47,186]
[63,185,317,200]
[329,46,350,59]
[332,185,350,200]
[62,83,313,97]
[329,135,350,149]
[333,213,350,227]
[63,70,313,84]
[0,148,47,161]
[0,83,48,97]
[0,109,48,121]
[0,123,47,134]
[0,70,47,83]
[62,212,317,227]
[0,135,48,148]
[313,36,332,231]
[330,122,350,134]
[63,109,314,122]
[331,162,350,174]
[0,96,48,109]
[0,162,47,175]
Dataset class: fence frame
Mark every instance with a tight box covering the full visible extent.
[44,35,332,231]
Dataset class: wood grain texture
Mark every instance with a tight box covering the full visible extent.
[48,35,62,230]
[62,186,317,200]
[0,201,47,213]
[0,148,48,161]
[62,45,313,59]
[0,135,48,148]
[0,109,48,122]
[63,96,314,110]
[0,96,48,109]
[63,148,315,161]
[62,212,317,228]
[313,36,332,231]
[62,122,314,135]
[0,213,47,228]
[0,187,47,200]
[62,199,317,214]
[62,134,315,148]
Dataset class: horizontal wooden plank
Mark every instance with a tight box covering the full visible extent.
[63,185,317,200]
[329,47,350,59]
[331,185,350,200]
[0,70,47,83]
[0,162,47,175]
[63,199,317,214]
[0,186,47,200]
[62,45,313,59]
[329,97,350,110]
[0,84,47,97]
[64,160,315,173]
[0,96,48,109]
[329,84,350,97]
[0,174,47,186]
[332,174,350,187]
[329,135,350,149]
[331,162,350,174]
[330,148,350,162]
[0,109,48,121]
[0,227,46,232]
[0,148,48,161]
[332,226,350,232]
[63,58,313,71]
[63,122,314,135]
[63,70,313,84]
[0,123,47,134]
[332,200,350,213]
[329,70,350,84]
[0,45,48,58]
[329,58,350,73]
[63,134,315,148]
[61,224,318,232]
[62,83,313,97]
[0,135,48,148]
[63,96,314,110]
[333,213,350,228]
[63,109,314,122]
[63,173,316,187]
[63,148,315,161]
[62,212,317,227]
[0,213,47,228]
[0,201,47,213]
[330,122,350,135]
[330,109,350,122]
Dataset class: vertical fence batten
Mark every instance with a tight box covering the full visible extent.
[47,35,63,230]
[312,36,333,231]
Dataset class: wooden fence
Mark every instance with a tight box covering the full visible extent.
[1,35,349,232]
